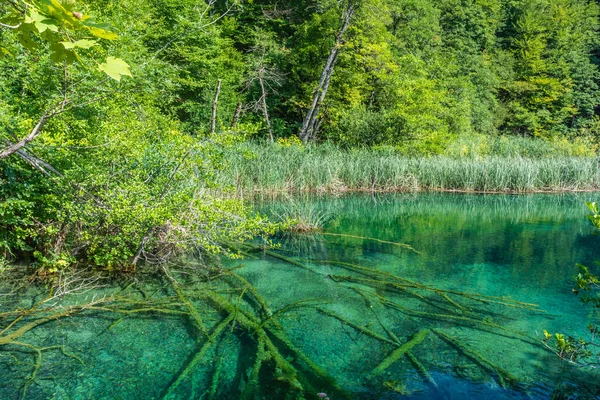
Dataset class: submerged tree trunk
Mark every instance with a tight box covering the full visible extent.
[299,1,357,143]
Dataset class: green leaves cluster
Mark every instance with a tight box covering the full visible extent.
[1,0,130,80]
[573,202,600,308]
[542,330,593,364]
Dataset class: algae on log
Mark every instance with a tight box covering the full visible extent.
[370,330,430,377]
[163,266,210,339]
[316,307,398,346]
[406,351,438,389]
[432,329,519,388]
[161,314,235,399]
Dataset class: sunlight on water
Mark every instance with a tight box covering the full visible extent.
[1,193,599,399]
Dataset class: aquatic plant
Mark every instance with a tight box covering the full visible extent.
[272,199,335,233]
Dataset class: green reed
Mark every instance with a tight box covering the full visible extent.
[215,142,600,194]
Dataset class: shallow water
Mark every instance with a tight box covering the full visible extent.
[1,193,600,399]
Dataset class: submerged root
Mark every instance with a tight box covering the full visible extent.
[223,271,273,318]
[1,305,100,346]
[260,330,304,393]
[185,287,306,396]
[0,243,547,399]
[220,247,542,393]
[0,279,186,399]
[241,337,268,400]
[9,341,83,399]
[263,250,318,273]
[163,266,209,339]
[318,260,540,312]
[351,287,539,345]
[207,349,224,400]
[265,324,347,397]
[257,299,324,330]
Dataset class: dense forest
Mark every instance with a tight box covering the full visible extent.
[1,0,600,269]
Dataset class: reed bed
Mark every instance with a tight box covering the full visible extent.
[215,142,600,195]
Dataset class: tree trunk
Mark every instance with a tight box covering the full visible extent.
[299,1,356,143]
[231,102,242,128]
[258,69,274,142]
[211,79,222,135]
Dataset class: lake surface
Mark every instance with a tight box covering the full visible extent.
[1,193,600,399]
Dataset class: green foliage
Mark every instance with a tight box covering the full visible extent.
[499,0,600,137]
[572,202,600,308]
[0,0,129,80]
[586,201,600,230]
[0,95,278,270]
[0,0,277,271]
[542,330,593,364]
[444,134,598,158]
[252,0,600,145]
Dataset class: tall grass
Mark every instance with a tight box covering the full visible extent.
[215,142,600,195]
[442,134,598,158]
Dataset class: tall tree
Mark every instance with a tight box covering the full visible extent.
[299,0,359,142]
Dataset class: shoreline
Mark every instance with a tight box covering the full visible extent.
[230,186,600,198]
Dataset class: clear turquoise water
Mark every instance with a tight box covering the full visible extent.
[1,193,600,399]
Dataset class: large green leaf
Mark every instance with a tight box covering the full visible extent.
[60,39,98,49]
[39,0,78,24]
[98,57,132,81]
[25,9,59,33]
[17,24,39,51]
[49,41,78,63]
[84,22,119,40]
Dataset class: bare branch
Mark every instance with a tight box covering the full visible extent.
[299,1,357,142]
[44,269,106,307]
[211,79,222,135]
[0,109,54,160]
[231,102,242,128]
[0,21,20,29]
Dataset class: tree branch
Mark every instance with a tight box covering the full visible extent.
[0,21,21,29]
[0,111,52,160]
